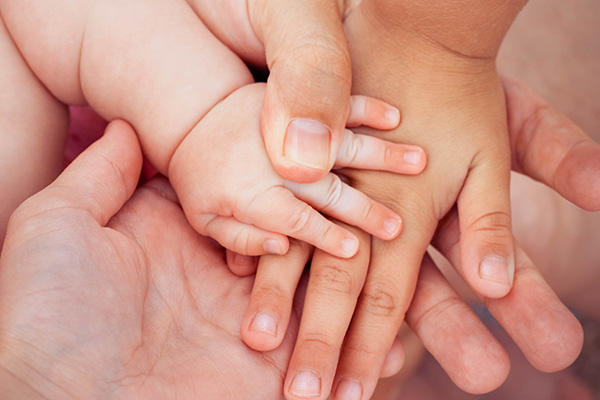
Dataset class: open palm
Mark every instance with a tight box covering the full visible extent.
[0,122,295,399]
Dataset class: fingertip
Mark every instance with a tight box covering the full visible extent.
[226,250,259,276]
[242,310,284,352]
[475,253,515,299]
[379,337,405,378]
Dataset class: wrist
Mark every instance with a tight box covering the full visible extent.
[355,0,528,59]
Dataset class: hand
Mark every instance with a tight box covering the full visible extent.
[169,84,425,258]
[187,0,354,181]
[0,121,300,398]
[231,75,600,399]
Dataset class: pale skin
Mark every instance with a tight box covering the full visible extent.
[0,91,598,398]
[0,0,427,256]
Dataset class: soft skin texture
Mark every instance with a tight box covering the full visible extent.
[169,84,426,258]
[0,0,426,257]
[0,102,592,400]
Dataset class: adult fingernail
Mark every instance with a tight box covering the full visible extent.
[289,369,321,398]
[479,254,514,286]
[341,237,359,256]
[383,217,402,237]
[335,379,363,400]
[285,119,330,170]
[249,312,278,336]
[263,239,284,255]
[403,150,422,165]
[385,107,400,125]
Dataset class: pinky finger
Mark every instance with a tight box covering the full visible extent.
[346,95,400,130]
[196,214,289,256]
[334,129,426,174]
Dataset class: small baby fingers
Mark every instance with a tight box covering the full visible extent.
[285,174,403,241]
[335,129,426,174]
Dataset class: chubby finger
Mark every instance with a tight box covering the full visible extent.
[458,156,514,299]
[250,0,351,182]
[345,95,400,129]
[406,254,509,394]
[225,250,259,277]
[242,239,313,351]
[195,214,289,256]
[433,206,584,374]
[242,186,360,258]
[37,120,142,226]
[284,226,371,400]
[503,75,600,211]
[334,129,426,174]
[285,174,403,240]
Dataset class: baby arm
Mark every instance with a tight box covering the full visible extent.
[168,83,426,258]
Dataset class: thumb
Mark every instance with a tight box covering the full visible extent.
[42,119,143,225]
[249,0,352,182]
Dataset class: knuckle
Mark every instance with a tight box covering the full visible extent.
[323,176,344,210]
[311,263,357,296]
[232,226,253,254]
[359,200,376,223]
[288,206,313,236]
[359,285,399,318]
[254,282,289,306]
[300,331,339,354]
[344,134,363,166]
[465,211,512,238]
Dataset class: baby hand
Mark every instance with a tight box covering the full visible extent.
[169,83,426,258]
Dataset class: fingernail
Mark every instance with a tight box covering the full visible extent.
[384,108,400,125]
[285,119,330,170]
[289,369,321,398]
[335,379,363,400]
[383,217,402,237]
[341,237,359,256]
[263,239,283,255]
[479,255,513,286]
[249,312,278,336]
[403,150,422,165]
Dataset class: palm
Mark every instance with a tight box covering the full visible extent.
[0,181,297,399]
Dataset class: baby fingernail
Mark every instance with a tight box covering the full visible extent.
[479,255,513,286]
[383,217,402,237]
[403,150,422,165]
[290,369,321,398]
[384,107,400,125]
[263,239,284,255]
[335,379,363,400]
[341,237,359,256]
[285,119,330,170]
[249,312,278,336]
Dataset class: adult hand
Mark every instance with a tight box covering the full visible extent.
[0,121,299,398]
[244,76,599,400]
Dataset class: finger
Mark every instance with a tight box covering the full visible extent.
[250,0,351,182]
[285,227,371,400]
[285,174,403,240]
[405,254,510,394]
[458,157,514,299]
[334,129,426,174]
[331,231,430,400]
[503,75,600,211]
[242,239,313,352]
[433,206,584,373]
[243,186,360,258]
[345,95,400,129]
[196,214,289,256]
[378,335,404,379]
[42,120,143,226]
[225,250,259,277]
